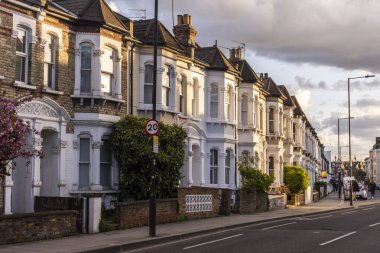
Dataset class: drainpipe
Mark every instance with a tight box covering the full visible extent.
[129,42,136,115]
[234,79,240,189]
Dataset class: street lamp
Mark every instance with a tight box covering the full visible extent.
[348,74,375,206]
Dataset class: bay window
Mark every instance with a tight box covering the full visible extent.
[144,64,153,104]
[101,47,115,95]
[210,149,218,184]
[210,85,218,118]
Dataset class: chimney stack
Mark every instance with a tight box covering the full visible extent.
[173,14,197,59]
[264,73,268,78]
[230,47,243,61]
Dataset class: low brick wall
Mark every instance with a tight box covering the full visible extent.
[287,193,305,206]
[117,199,178,228]
[178,187,231,220]
[268,194,287,210]
[313,191,320,202]
[236,190,268,214]
[0,211,77,245]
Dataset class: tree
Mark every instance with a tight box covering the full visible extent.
[111,115,187,200]
[0,95,42,176]
[283,165,309,194]
[239,163,274,193]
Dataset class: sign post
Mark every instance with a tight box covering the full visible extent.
[145,118,159,237]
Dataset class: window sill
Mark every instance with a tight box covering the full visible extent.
[42,87,64,95]
[13,82,37,90]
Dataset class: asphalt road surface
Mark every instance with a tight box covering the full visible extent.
[124,203,380,253]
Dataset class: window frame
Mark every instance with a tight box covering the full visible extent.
[44,34,57,89]
[144,64,154,104]
[225,150,231,184]
[100,137,112,188]
[78,136,91,189]
[210,85,218,118]
[269,107,275,134]
[80,43,93,94]
[210,149,218,184]
[241,95,248,126]
[192,78,199,117]
[15,27,28,84]
[269,156,275,177]
[162,65,172,107]
[101,46,116,96]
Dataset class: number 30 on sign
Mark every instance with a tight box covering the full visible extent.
[145,119,160,136]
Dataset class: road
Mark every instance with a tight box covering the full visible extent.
[124,203,380,253]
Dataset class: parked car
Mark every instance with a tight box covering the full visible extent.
[355,184,368,200]
[342,181,367,200]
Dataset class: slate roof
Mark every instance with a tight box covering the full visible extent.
[195,46,239,74]
[52,0,128,32]
[278,85,295,107]
[262,77,285,99]
[230,58,260,84]
[133,19,183,52]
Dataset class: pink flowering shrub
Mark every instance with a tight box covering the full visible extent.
[0,95,43,175]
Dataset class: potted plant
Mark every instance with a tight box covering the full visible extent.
[284,165,309,206]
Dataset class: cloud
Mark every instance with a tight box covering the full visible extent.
[355,98,380,108]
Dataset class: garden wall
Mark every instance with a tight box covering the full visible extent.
[236,190,268,214]
[268,194,287,210]
[117,199,178,228]
[0,211,77,245]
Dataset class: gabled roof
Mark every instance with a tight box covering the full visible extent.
[52,0,128,32]
[230,58,261,84]
[262,77,285,99]
[133,19,183,52]
[278,85,295,107]
[195,46,239,74]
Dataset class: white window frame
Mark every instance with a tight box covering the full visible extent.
[101,46,116,96]
[241,95,248,126]
[79,136,91,189]
[192,78,199,117]
[44,34,56,89]
[163,65,172,107]
[269,156,275,177]
[80,43,93,94]
[226,86,231,120]
[269,107,275,134]
[225,150,231,184]
[210,85,218,118]
[210,149,218,184]
[179,75,186,114]
[15,27,28,84]
[144,64,154,104]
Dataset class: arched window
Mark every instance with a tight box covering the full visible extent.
[15,27,28,83]
[144,64,153,104]
[269,157,275,177]
[192,78,199,117]
[241,95,248,126]
[80,44,92,93]
[101,46,116,95]
[100,137,112,188]
[179,75,186,114]
[210,85,218,118]
[225,150,232,184]
[269,107,275,134]
[210,149,218,184]
[44,34,56,89]
[163,65,172,106]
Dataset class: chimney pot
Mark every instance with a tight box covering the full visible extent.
[177,15,183,25]
[264,73,268,78]
[183,14,190,25]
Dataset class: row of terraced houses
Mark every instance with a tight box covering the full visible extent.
[0,0,330,219]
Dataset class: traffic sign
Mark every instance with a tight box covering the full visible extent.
[145,119,160,136]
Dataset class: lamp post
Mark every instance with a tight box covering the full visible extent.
[348,74,375,206]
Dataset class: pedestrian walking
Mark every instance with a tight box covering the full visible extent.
[369,180,376,200]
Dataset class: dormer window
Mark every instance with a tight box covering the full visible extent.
[44,35,56,89]
[101,47,115,95]
[15,27,28,83]
[80,44,92,93]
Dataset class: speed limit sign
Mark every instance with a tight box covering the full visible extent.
[145,119,160,136]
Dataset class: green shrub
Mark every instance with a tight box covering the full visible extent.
[239,164,274,193]
[111,115,187,201]
[283,165,309,194]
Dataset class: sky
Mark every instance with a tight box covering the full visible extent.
[107,0,380,161]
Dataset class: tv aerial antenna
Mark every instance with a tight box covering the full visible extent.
[128,9,146,20]
[232,40,246,57]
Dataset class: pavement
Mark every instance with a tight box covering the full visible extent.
[1,191,380,253]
